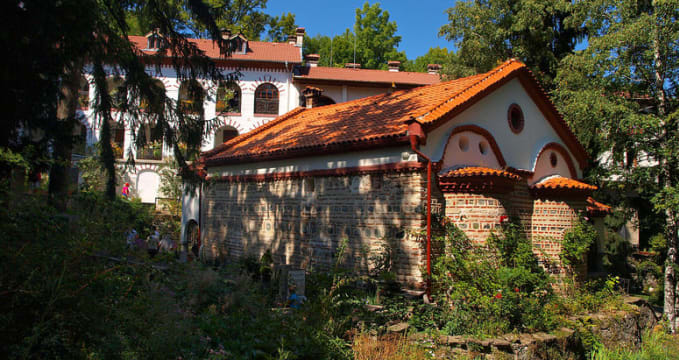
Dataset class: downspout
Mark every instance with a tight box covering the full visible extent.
[407,121,432,299]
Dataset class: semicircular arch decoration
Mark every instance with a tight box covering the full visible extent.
[440,125,507,172]
[530,142,577,184]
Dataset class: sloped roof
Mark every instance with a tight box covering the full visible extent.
[586,197,611,216]
[439,167,522,181]
[531,176,597,191]
[128,36,302,63]
[202,59,588,167]
[294,66,440,86]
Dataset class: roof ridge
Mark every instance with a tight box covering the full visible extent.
[202,107,306,158]
[415,59,524,123]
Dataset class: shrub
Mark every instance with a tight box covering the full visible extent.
[429,219,556,336]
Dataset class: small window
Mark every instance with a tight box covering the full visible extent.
[550,152,558,167]
[254,83,279,115]
[78,76,89,109]
[111,123,125,159]
[507,103,524,133]
[213,126,239,146]
[216,81,241,114]
[107,77,126,109]
[178,80,204,115]
[140,79,166,114]
[478,141,488,154]
[137,124,163,160]
[458,136,469,152]
[147,34,163,50]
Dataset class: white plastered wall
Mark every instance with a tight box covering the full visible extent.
[440,131,502,171]
[420,78,582,178]
[207,146,414,178]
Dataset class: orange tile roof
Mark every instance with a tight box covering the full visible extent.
[439,167,522,181]
[203,59,587,166]
[586,197,611,215]
[294,66,440,86]
[128,36,302,63]
[531,177,597,191]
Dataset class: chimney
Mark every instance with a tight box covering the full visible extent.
[345,63,361,69]
[305,54,320,67]
[303,86,324,109]
[287,34,296,45]
[388,61,400,72]
[220,28,231,40]
[427,64,441,74]
[295,27,305,47]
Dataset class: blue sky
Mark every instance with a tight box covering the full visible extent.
[266,0,455,59]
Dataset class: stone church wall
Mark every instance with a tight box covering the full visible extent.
[442,184,586,275]
[201,170,428,287]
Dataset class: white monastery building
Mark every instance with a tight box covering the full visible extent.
[74,28,440,205]
[184,59,608,286]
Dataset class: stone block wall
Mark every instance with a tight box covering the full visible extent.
[201,170,428,287]
[441,183,587,275]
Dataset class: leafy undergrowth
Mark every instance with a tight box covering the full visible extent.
[590,329,679,360]
[0,191,647,359]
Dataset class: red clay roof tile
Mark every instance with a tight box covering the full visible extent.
[586,197,611,215]
[294,66,440,86]
[439,167,522,181]
[128,36,302,63]
[531,177,597,191]
[203,59,588,167]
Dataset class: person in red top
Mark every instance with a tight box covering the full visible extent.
[121,182,130,198]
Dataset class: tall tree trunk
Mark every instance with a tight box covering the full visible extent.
[48,63,81,210]
[655,13,678,333]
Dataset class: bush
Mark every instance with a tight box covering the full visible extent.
[429,219,556,336]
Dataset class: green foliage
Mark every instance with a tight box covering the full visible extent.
[303,2,406,70]
[76,153,106,192]
[589,330,679,360]
[402,47,452,74]
[554,277,624,316]
[561,220,597,269]
[430,220,556,335]
[439,0,585,88]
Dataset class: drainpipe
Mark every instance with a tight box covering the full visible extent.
[407,121,432,299]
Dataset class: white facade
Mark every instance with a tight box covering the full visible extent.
[77,64,301,202]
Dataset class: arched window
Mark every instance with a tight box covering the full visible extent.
[107,77,126,109]
[254,83,279,115]
[213,125,239,146]
[111,122,125,159]
[140,79,166,114]
[178,80,204,115]
[78,76,89,109]
[215,81,241,114]
[137,124,163,160]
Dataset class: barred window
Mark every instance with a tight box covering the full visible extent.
[254,83,279,115]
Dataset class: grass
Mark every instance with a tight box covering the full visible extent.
[590,329,679,360]
[353,333,431,360]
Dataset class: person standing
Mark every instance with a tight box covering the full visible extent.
[121,182,130,198]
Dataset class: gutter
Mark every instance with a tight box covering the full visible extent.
[407,120,432,299]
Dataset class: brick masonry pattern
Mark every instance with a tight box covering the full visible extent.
[202,170,587,287]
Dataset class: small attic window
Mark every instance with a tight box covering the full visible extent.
[146,29,164,50]
[147,35,163,50]
[507,103,524,133]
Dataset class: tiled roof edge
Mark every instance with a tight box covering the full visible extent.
[202,107,306,159]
